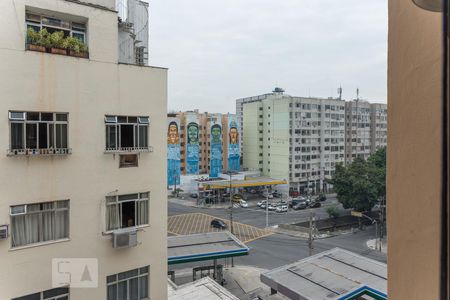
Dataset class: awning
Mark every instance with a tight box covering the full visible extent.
[168,231,249,265]
[203,177,287,189]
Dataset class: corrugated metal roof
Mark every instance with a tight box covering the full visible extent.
[261,248,387,300]
[168,277,239,300]
[168,232,249,265]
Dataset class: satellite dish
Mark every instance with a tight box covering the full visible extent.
[412,0,442,12]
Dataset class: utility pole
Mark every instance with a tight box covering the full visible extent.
[228,172,235,267]
[265,185,269,228]
[308,210,315,256]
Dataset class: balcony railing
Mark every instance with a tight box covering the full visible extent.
[104,146,153,153]
[7,148,72,156]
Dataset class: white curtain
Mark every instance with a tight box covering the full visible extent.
[11,202,69,247]
[137,200,148,226]
[107,203,120,231]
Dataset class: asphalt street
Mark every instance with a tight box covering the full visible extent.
[168,197,348,228]
[168,200,386,272]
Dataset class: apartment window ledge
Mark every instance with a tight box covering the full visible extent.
[7,148,72,156]
[9,238,71,251]
[104,146,153,154]
[102,224,150,237]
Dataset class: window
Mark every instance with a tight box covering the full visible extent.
[8,111,70,155]
[107,266,149,300]
[119,154,138,168]
[26,12,87,43]
[106,192,149,231]
[105,115,149,152]
[13,287,69,300]
[10,200,69,248]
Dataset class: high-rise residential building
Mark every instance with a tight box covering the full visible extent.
[344,100,388,164]
[240,89,386,194]
[168,111,239,178]
[0,0,167,299]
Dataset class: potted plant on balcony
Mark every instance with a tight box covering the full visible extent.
[26,28,49,52]
[64,37,89,58]
[49,31,67,55]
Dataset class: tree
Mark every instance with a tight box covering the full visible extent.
[326,204,340,230]
[330,148,386,212]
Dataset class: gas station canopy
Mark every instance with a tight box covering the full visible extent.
[202,177,287,190]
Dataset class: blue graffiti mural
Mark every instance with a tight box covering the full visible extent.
[210,124,222,178]
[186,122,199,174]
[167,121,180,186]
[228,118,240,172]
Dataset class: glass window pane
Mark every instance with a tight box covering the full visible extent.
[139,275,149,299]
[26,123,37,149]
[26,112,39,121]
[129,278,139,300]
[107,284,117,300]
[42,287,69,298]
[139,266,149,274]
[118,269,138,280]
[128,116,138,123]
[49,123,54,148]
[12,292,40,300]
[56,113,68,121]
[118,194,139,202]
[139,126,148,148]
[9,111,25,120]
[11,123,24,149]
[117,281,127,299]
[107,125,117,149]
[38,123,48,149]
[105,116,117,123]
[107,274,117,283]
[56,124,68,148]
[72,32,85,43]
[138,117,149,124]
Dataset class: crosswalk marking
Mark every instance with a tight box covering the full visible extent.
[167,213,273,243]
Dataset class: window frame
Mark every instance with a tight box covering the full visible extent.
[106,266,149,300]
[105,192,150,232]
[9,200,70,248]
[8,111,70,156]
[104,115,150,153]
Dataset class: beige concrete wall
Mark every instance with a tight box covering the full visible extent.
[387,0,442,298]
[0,0,168,299]
[243,102,262,172]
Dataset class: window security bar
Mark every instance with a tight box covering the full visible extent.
[7,148,72,156]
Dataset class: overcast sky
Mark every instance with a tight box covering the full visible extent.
[149,0,387,114]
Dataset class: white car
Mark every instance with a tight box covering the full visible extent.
[257,200,266,207]
[268,203,277,211]
[276,205,288,213]
[239,200,248,208]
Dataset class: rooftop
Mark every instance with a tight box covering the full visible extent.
[168,231,249,265]
[168,276,239,300]
[261,248,387,300]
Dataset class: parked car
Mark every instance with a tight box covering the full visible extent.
[249,189,257,194]
[232,194,243,202]
[190,193,198,199]
[309,201,322,208]
[277,200,288,206]
[239,200,248,208]
[289,197,305,208]
[293,202,308,210]
[257,200,267,207]
[268,203,277,211]
[315,193,327,202]
[276,205,288,213]
[210,219,228,229]
[272,191,282,198]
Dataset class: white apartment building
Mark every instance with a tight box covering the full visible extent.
[0,0,167,299]
[345,100,388,164]
[240,89,386,194]
[242,90,346,194]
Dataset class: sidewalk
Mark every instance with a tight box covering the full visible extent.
[366,238,387,253]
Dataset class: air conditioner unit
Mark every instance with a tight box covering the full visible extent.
[112,228,138,249]
[0,225,8,240]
